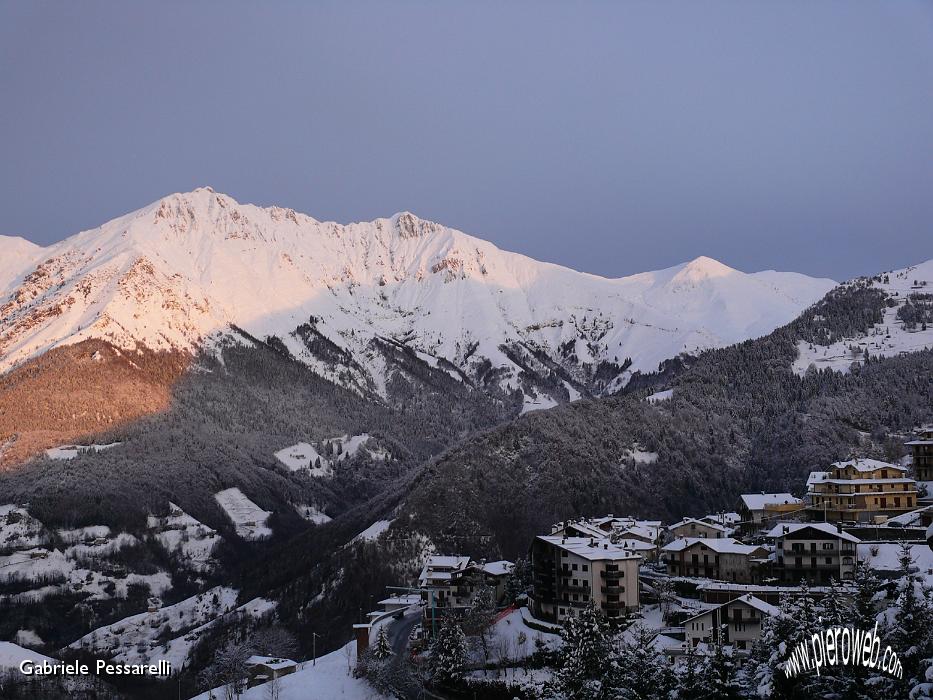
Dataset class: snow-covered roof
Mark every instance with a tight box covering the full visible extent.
[904,440,933,446]
[701,512,742,526]
[830,458,906,473]
[740,493,801,511]
[615,539,656,551]
[378,594,422,606]
[662,537,764,555]
[806,471,829,487]
[479,560,513,577]
[617,524,657,540]
[812,478,914,486]
[245,656,297,670]
[667,517,728,533]
[537,535,641,562]
[424,555,470,570]
[764,522,860,543]
[682,594,783,624]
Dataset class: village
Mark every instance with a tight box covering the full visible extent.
[297,425,933,697]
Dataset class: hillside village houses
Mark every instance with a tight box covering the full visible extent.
[806,458,918,522]
[403,434,930,668]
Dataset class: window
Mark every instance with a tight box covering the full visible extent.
[821,543,832,550]
[582,564,588,572]
[572,563,578,571]
[825,557,832,565]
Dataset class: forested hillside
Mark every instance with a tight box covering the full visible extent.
[399,278,933,558]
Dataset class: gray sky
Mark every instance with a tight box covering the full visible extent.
[2,1,932,280]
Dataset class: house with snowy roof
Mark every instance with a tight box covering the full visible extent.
[682,594,784,652]
[806,458,917,523]
[530,535,641,623]
[738,493,803,531]
[244,656,298,688]
[417,555,513,629]
[667,517,731,540]
[766,522,859,584]
[662,537,770,582]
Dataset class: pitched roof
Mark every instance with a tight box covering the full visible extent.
[667,517,728,533]
[682,594,783,624]
[662,537,764,555]
[537,535,641,561]
[740,493,801,511]
[764,522,861,543]
[830,458,907,473]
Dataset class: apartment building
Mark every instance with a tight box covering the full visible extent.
[906,426,933,482]
[530,536,641,623]
[766,522,859,584]
[807,458,918,522]
[662,537,769,582]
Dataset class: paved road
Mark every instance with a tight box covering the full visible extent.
[386,607,422,656]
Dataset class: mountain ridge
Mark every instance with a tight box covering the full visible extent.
[0,190,835,404]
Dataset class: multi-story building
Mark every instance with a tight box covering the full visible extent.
[806,458,918,522]
[682,594,784,652]
[667,517,731,540]
[417,555,513,629]
[906,426,933,482]
[530,536,641,623]
[661,537,769,582]
[738,493,803,532]
[766,522,859,584]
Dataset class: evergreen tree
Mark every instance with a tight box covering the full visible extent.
[428,616,467,685]
[554,601,613,699]
[613,623,674,700]
[372,625,393,660]
[676,642,705,700]
[698,626,741,700]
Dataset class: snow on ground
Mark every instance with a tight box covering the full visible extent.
[14,629,44,648]
[0,504,47,551]
[191,640,390,700]
[521,392,559,415]
[859,542,933,584]
[147,503,221,571]
[352,519,393,543]
[45,442,121,460]
[57,525,111,544]
[0,641,57,669]
[71,587,244,673]
[793,261,933,376]
[214,488,272,540]
[622,444,659,464]
[646,389,673,403]
[295,504,332,524]
[486,608,561,663]
[275,434,388,477]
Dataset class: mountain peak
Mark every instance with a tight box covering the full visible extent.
[672,255,737,284]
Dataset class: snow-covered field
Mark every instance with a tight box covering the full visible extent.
[859,542,933,584]
[147,503,221,571]
[214,488,272,540]
[275,434,388,476]
[295,504,332,524]
[0,641,57,670]
[793,260,933,376]
[352,519,394,543]
[191,640,389,700]
[45,442,121,460]
[0,504,47,551]
[69,587,254,673]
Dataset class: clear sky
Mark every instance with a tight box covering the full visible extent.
[1,1,931,281]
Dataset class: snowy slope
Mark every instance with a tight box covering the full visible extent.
[792,259,933,375]
[0,189,836,399]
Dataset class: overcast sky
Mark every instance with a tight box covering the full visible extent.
[1,1,931,281]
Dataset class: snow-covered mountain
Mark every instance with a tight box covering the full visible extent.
[0,188,835,405]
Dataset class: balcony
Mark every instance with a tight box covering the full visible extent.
[600,570,624,579]
[601,600,625,610]
[560,583,591,594]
